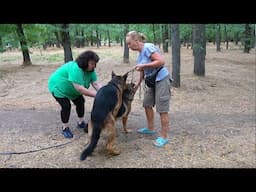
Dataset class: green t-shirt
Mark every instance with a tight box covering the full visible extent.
[48,61,97,100]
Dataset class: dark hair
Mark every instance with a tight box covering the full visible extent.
[75,50,100,70]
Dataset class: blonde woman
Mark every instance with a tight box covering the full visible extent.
[126,31,172,147]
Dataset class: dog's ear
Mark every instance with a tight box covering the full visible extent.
[112,71,116,78]
[123,72,128,82]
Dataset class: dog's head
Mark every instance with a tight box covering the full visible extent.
[110,71,128,91]
[123,82,136,101]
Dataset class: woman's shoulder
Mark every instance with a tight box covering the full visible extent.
[144,42,155,47]
[66,60,76,65]
[67,61,79,68]
[61,60,76,68]
[65,61,83,74]
[143,43,160,54]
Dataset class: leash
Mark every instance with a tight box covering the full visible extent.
[125,68,135,74]
[125,67,143,99]
[0,134,83,155]
[125,68,135,84]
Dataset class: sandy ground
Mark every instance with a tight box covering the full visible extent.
[0,44,255,168]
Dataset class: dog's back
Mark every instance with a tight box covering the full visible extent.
[80,72,128,161]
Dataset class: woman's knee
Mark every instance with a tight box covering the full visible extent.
[72,95,85,106]
[62,101,71,111]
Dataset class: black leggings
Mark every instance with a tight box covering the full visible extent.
[52,94,85,123]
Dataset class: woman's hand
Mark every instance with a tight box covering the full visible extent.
[134,64,144,71]
[73,83,97,97]
[91,81,102,91]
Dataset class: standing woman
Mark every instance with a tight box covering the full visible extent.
[48,50,102,138]
[126,31,172,147]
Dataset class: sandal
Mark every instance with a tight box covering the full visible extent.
[137,127,156,135]
[153,137,168,147]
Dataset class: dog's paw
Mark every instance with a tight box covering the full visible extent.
[124,128,133,133]
[108,148,121,156]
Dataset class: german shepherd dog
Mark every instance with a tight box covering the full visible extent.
[80,71,128,161]
[116,82,136,133]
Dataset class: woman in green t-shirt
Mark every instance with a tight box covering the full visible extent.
[48,50,102,138]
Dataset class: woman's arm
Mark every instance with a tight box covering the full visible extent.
[91,81,102,91]
[73,83,97,97]
[135,52,165,71]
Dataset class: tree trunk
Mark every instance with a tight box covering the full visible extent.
[16,24,32,66]
[76,29,81,48]
[162,24,169,53]
[152,24,157,45]
[235,32,239,45]
[74,29,80,48]
[224,25,229,50]
[90,31,94,46]
[193,24,206,76]
[0,36,3,52]
[54,31,61,48]
[157,24,162,48]
[123,24,129,63]
[216,24,221,52]
[254,24,256,48]
[171,24,181,88]
[212,24,216,45]
[96,29,100,48]
[107,30,111,47]
[60,24,73,62]
[99,33,102,47]
[81,30,85,47]
[189,30,193,49]
[120,37,123,47]
[168,24,172,47]
[244,24,252,53]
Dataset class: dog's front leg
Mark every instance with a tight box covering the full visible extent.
[88,120,93,140]
[122,116,132,133]
[105,119,121,155]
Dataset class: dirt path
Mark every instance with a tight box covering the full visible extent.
[0,45,255,168]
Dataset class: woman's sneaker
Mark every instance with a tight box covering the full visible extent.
[62,127,73,138]
[77,121,88,133]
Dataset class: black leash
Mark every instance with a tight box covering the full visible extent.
[0,136,81,155]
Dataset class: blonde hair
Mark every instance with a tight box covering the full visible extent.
[126,31,147,43]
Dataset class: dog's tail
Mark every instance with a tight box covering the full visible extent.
[80,122,101,161]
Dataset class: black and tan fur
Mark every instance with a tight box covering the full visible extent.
[80,71,128,161]
[116,82,136,133]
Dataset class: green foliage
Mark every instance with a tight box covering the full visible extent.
[205,24,216,42]
[0,24,19,50]
[23,24,57,48]
[180,24,192,39]
[0,24,252,53]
